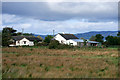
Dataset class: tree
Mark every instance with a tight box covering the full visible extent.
[117,31,120,36]
[0,32,2,46]
[23,33,33,36]
[105,35,120,45]
[37,35,43,41]
[95,34,104,43]
[44,35,53,44]
[49,40,60,49]
[89,36,96,41]
[80,37,87,46]
[2,27,17,46]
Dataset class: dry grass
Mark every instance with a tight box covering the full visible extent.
[2,47,119,78]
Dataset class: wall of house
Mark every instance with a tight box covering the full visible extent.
[54,34,67,44]
[16,38,34,46]
[66,40,77,46]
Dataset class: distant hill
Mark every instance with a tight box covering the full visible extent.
[75,31,118,40]
[34,31,118,40]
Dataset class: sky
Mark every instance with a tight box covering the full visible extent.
[1,0,118,35]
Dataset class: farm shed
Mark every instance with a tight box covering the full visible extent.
[87,41,101,46]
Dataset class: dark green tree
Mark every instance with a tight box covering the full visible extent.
[95,34,104,43]
[117,31,120,36]
[89,36,96,41]
[44,35,53,44]
[105,35,120,45]
[2,27,17,46]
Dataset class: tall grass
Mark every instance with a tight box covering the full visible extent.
[2,47,119,78]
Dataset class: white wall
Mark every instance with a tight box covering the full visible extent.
[54,34,67,44]
[66,40,77,46]
[16,38,34,46]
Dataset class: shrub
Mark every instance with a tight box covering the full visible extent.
[49,40,59,49]
[36,42,48,46]
[57,44,73,49]
[49,40,74,49]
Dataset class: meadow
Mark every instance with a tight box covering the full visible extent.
[2,47,119,78]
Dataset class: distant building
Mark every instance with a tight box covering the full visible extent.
[54,33,84,46]
[54,33,100,47]
[86,40,101,47]
[9,36,42,46]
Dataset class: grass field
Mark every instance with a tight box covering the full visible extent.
[2,47,119,78]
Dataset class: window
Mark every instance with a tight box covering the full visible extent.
[23,41,26,44]
[70,43,73,45]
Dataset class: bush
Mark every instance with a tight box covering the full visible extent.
[57,44,73,49]
[49,40,74,49]
[36,42,48,46]
[49,40,60,49]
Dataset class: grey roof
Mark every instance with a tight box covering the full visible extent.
[87,41,99,43]
[70,39,84,42]
[12,36,42,42]
[59,33,78,40]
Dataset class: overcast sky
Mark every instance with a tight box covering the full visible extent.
[1,1,118,35]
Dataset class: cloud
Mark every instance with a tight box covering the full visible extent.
[1,14,118,35]
[2,2,118,21]
[2,0,119,2]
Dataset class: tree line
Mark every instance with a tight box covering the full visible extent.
[1,27,120,47]
[89,33,120,46]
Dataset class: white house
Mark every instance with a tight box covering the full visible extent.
[9,36,42,46]
[54,33,84,46]
[54,33,100,47]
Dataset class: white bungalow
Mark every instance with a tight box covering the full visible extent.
[54,33,84,46]
[54,33,100,47]
[9,36,42,46]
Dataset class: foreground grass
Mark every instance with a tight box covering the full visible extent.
[2,47,119,78]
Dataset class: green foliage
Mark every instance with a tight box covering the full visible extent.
[45,66,49,71]
[23,33,33,36]
[0,32,2,46]
[49,40,74,49]
[57,44,73,49]
[37,35,43,41]
[2,27,17,46]
[89,36,96,41]
[105,35,120,45]
[44,35,53,44]
[49,40,60,49]
[95,34,104,43]
[36,42,48,46]
[117,31,120,36]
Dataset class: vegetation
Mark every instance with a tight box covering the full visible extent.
[2,47,119,78]
[48,40,74,49]
[2,27,17,46]
[37,35,43,41]
[89,34,104,43]
[2,27,39,46]
[89,36,96,41]
[105,36,120,45]
[44,35,53,44]
[95,34,104,43]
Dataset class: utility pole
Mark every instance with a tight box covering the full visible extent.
[53,30,55,40]
[22,28,24,36]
